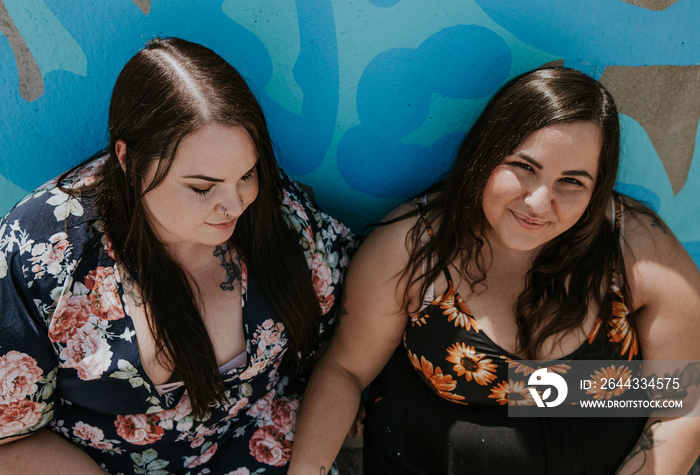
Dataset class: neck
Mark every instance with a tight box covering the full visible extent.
[483,241,538,279]
[166,242,225,271]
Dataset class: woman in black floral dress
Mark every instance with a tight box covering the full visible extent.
[0,37,355,473]
[290,67,700,474]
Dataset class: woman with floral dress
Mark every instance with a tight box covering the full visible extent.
[0,37,355,474]
[289,68,700,474]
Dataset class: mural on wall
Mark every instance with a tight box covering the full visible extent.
[1,0,698,266]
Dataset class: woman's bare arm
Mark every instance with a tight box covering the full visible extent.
[289,210,418,474]
[0,429,105,473]
[616,211,700,474]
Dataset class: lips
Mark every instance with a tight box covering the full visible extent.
[207,219,236,230]
[510,210,546,228]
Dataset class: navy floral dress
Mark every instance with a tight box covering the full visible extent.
[0,158,356,474]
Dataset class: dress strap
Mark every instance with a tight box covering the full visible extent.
[611,194,625,244]
[414,197,454,288]
[611,194,626,285]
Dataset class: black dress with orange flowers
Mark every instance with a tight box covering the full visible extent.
[363,197,646,475]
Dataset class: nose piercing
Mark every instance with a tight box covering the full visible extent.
[222,206,229,218]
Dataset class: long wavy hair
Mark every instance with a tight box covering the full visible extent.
[61,37,320,418]
[402,67,630,359]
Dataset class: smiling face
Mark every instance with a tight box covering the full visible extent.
[137,124,259,254]
[481,121,602,256]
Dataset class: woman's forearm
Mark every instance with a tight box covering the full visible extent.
[616,417,700,475]
[289,359,364,474]
[0,429,105,474]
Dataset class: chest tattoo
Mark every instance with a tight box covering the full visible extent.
[213,245,242,291]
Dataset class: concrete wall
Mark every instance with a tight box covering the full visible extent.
[1,0,698,267]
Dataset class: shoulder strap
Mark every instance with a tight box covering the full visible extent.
[413,197,454,285]
[611,194,626,286]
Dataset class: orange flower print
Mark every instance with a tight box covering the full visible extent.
[607,285,638,360]
[440,282,480,331]
[446,343,497,386]
[409,312,429,327]
[586,364,633,400]
[407,351,465,403]
[587,318,602,344]
[500,356,571,377]
[488,379,535,406]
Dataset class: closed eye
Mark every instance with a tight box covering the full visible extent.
[241,167,257,182]
[191,186,213,196]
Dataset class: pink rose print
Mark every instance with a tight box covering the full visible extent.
[73,421,105,443]
[85,266,125,321]
[247,390,275,423]
[318,294,335,315]
[103,233,117,260]
[29,233,70,278]
[312,254,332,298]
[249,426,292,467]
[282,189,309,221]
[184,442,218,468]
[73,421,115,451]
[0,351,43,404]
[240,260,248,296]
[49,294,91,343]
[188,425,217,449]
[226,469,251,475]
[227,396,250,419]
[159,392,193,423]
[0,399,43,438]
[240,360,268,381]
[60,325,113,380]
[115,414,164,445]
[303,226,315,250]
[257,320,285,349]
[270,398,299,436]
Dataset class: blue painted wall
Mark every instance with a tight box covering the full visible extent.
[1,0,698,266]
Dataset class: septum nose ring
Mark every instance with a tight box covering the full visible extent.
[222,206,229,218]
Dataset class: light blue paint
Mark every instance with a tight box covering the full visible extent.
[0,174,27,212]
[475,0,700,70]
[0,0,698,265]
[672,116,700,241]
[369,0,401,7]
[684,242,700,269]
[337,24,510,199]
[222,0,303,115]
[617,113,700,253]
[617,114,675,214]
[402,94,490,148]
[4,0,86,77]
[254,0,339,176]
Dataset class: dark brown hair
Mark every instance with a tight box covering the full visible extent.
[403,67,629,359]
[62,37,320,417]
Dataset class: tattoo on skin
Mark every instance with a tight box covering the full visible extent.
[645,362,700,400]
[320,468,327,475]
[213,245,242,291]
[120,265,144,307]
[615,420,663,475]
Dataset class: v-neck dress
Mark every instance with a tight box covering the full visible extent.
[363,197,646,475]
[0,157,356,474]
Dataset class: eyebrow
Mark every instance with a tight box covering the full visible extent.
[181,162,258,183]
[516,153,595,181]
[182,174,224,183]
